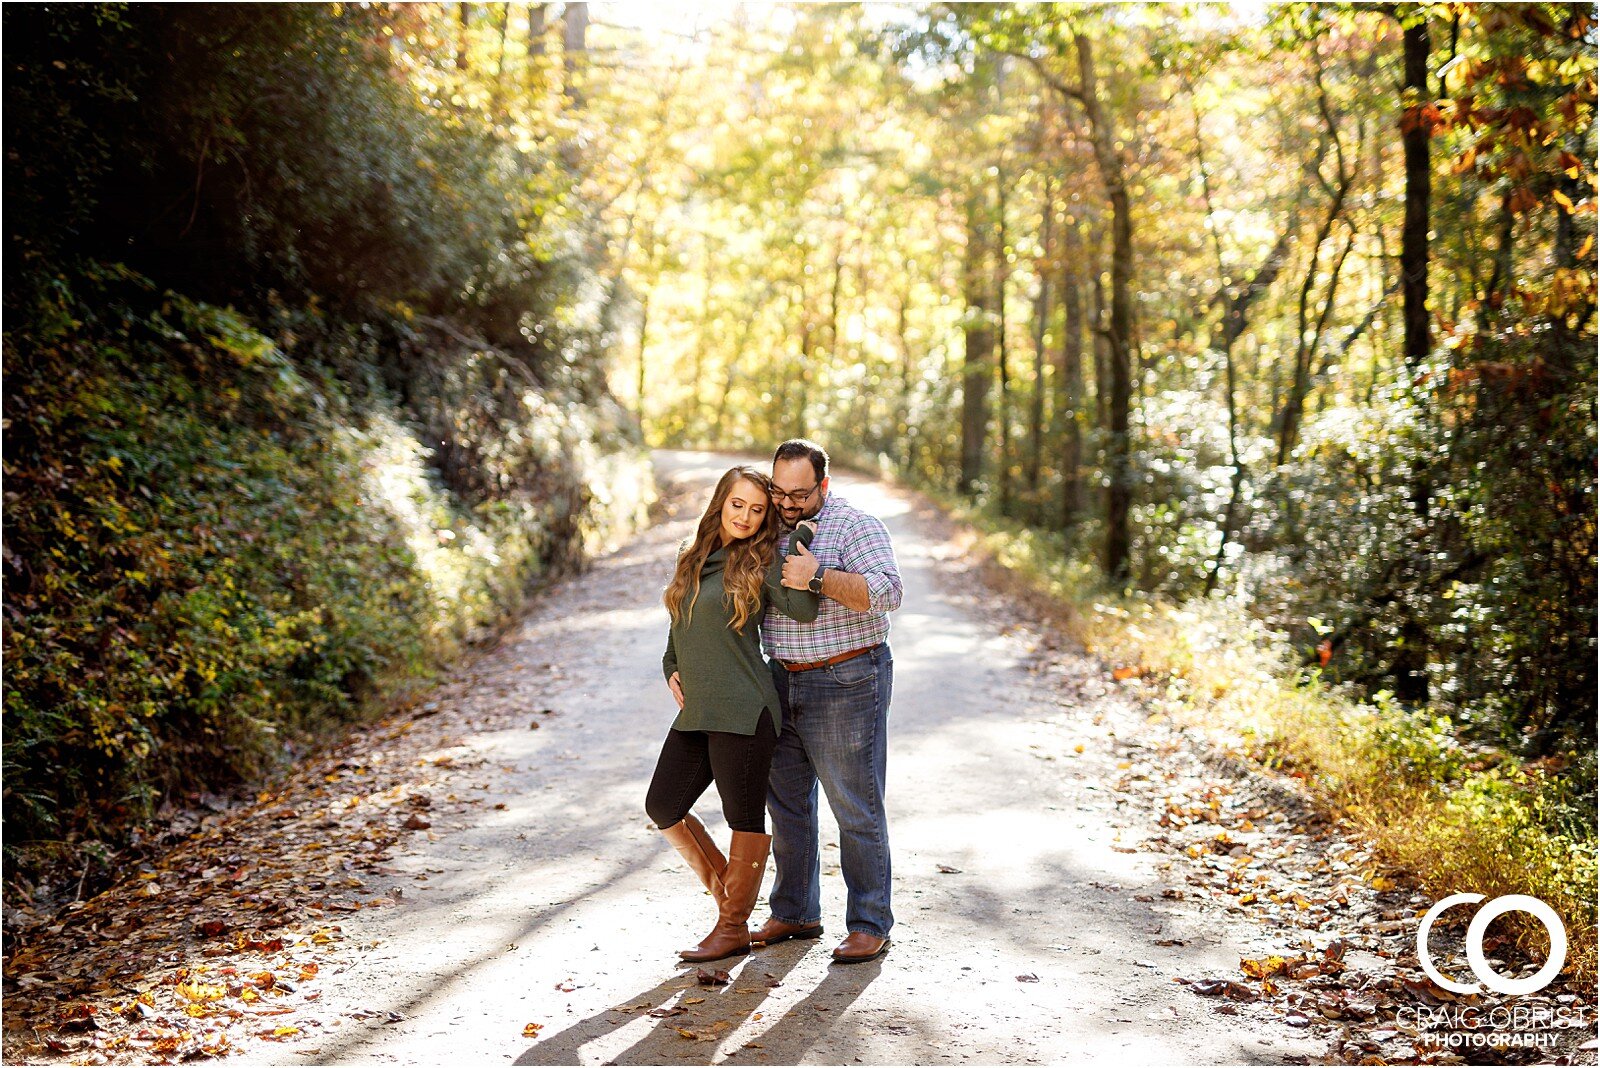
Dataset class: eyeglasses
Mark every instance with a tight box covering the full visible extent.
[770,484,818,506]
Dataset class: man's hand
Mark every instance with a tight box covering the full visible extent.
[668,671,685,710]
[783,540,820,590]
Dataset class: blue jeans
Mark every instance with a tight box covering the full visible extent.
[765,644,893,939]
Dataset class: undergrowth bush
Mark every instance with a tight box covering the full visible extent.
[938,489,1597,985]
[1,266,650,887]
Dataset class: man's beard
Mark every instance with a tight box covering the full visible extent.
[778,497,820,532]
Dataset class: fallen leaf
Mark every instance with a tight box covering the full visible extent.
[1241,955,1296,980]
[695,969,730,986]
[1016,973,1040,983]
[936,864,963,874]
[522,1022,543,1037]
[1188,978,1258,1001]
[648,1007,688,1018]
[55,1004,99,1031]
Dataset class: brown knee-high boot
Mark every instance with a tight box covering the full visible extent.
[659,814,727,899]
[680,831,771,963]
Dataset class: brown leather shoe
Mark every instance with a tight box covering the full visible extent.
[680,831,771,963]
[830,932,890,964]
[749,917,824,946]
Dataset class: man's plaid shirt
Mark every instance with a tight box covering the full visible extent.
[760,492,903,662]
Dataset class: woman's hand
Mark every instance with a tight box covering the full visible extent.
[668,671,685,710]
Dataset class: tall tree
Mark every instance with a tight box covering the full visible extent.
[960,189,996,496]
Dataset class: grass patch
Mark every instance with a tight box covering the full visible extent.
[934,490,1597,987]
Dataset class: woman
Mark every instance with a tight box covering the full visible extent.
[645,465,819,962]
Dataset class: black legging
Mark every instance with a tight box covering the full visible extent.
[645,709,777,834]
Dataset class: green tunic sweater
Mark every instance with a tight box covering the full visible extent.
[662,526,819,735]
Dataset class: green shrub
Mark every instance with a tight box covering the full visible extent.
[2,267,650,883]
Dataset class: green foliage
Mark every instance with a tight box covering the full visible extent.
[3,3,576,348]
[1,268,650,882]
[954,497,1596,981]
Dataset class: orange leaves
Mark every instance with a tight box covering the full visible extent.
[235,929,285,954]
[522,1022,544,1037]
[1240,954,1295,980]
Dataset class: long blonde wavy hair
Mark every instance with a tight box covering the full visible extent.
[664,466,781,631]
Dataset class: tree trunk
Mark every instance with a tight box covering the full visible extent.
[456,3,472,71]
[995,160,1012,515]
[1071,34,1136,585]
[490,3,511,112]
[636,293,649,426]
[528,4,547,57]
[562,1,588,110]
[1027,176,1055,500]
[895,284,916,472]
[960,190,995,497]
[1058,215,1085,529]
[1394,6,1432,705]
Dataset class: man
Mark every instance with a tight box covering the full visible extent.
[754,439,903,964]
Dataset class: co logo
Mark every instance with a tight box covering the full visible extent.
[1417,894,1567,996]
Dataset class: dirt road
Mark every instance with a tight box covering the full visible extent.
[17,451,1552,1066]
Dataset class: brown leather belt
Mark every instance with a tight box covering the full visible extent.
[780,645,875,673]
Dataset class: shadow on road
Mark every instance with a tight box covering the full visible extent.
[514,936,873,1065]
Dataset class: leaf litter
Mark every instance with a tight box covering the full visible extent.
[3,653,571,1064]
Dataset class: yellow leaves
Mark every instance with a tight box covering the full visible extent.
[521,1022,543,1037]
[1368,874,1397,892]
[176,981,227,1003]
[1240,955,1293,980]
[1552,188,1577,213]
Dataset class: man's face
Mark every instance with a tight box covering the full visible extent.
[770,457,827,529]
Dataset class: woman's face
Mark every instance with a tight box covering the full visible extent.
[719,477,770,544]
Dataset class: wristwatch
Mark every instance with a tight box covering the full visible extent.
[807,566,826,594]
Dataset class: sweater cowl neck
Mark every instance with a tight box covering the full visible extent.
[701,543,730,576]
